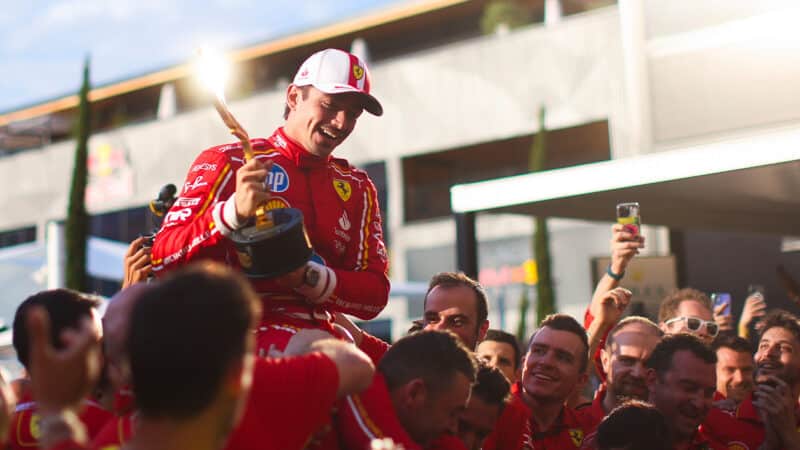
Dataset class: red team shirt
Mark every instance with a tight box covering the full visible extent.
[89,413,134,450]
[481,383,597,450]
[151,128,389,351]
[7,394,113,450]
[701,392,800,450]
[482,383,531,450]
[337,373,422,450]
[224,352,340,450]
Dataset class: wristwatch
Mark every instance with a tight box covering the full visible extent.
[304,265,320,288]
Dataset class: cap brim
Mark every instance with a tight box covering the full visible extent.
[311,83,384,116]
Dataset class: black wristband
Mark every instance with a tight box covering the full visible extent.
[606,264,624,281]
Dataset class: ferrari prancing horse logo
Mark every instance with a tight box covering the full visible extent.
[353,65,364,80]
[334,179,351,202]
[568,429,584,447]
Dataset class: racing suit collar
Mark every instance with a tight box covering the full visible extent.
[271,127,330,169]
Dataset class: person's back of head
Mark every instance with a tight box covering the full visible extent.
[128,263,260,421]
[13,289,101,370]
[379,330,477,446]
[596,400,671,450]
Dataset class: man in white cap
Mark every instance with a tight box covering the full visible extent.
[151,48,389,354]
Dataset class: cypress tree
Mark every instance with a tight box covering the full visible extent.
[530,106,556,324]
[65,56,91,291]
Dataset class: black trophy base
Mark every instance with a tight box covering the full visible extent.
[228,208,312,278]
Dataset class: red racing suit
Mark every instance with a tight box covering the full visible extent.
[151,128,389,351]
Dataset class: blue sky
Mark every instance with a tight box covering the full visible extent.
[0,0,410,113]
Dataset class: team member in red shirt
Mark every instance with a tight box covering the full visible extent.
[645,334,725,450]
[477,329,521,385]
[337,330,476,450]
[151,48,389,354]
[422,273,490,351]
[8,289,112,450]
[496,314,599,449]
[711,334,755,404]
[583,316,662,425]
[477,330,530,450]
[702,310,800,450]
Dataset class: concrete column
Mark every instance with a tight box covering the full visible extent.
[618,0,652,157]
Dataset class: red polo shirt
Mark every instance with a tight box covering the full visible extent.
[483,384,597,450]
[337,373,422,450]
[90,412,134,450]
[701,392,778,450]
[482,383,531,450]
[8,394,113,450]
[359,331,390,364]
[224,352,340,450]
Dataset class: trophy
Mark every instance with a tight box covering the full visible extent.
[197,49,312,277]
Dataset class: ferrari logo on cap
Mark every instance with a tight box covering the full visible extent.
[334,179,351,201]
[353,65,364,80]
[568,429,584,447]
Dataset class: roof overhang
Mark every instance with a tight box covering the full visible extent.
[451,127,800,236]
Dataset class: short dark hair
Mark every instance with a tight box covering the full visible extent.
[380,330,477,395]
[483,329,521,370]
[758,310,800,344]
[711,334,753,354]
[471,363,510,410]
[529,314,589,373]
[13,289,101,368]
[596,400,671,450]
[646,333,717,377]
[658,288,712,323]
[605,316,663,351]
[129,263,260,419]
[425,272,488,329]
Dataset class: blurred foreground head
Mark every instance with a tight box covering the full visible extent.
[596,400,671,450]
[128,263,260,431]
[13,289,101,370]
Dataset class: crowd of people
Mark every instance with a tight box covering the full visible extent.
[2,48,799,450]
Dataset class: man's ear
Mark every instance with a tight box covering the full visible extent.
[600,347,611,375]
[402,378,428,409]
[286,84,302,113]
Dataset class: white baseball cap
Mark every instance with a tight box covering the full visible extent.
[292,48,383,116]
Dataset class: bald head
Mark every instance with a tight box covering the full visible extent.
[103,284,152,390]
